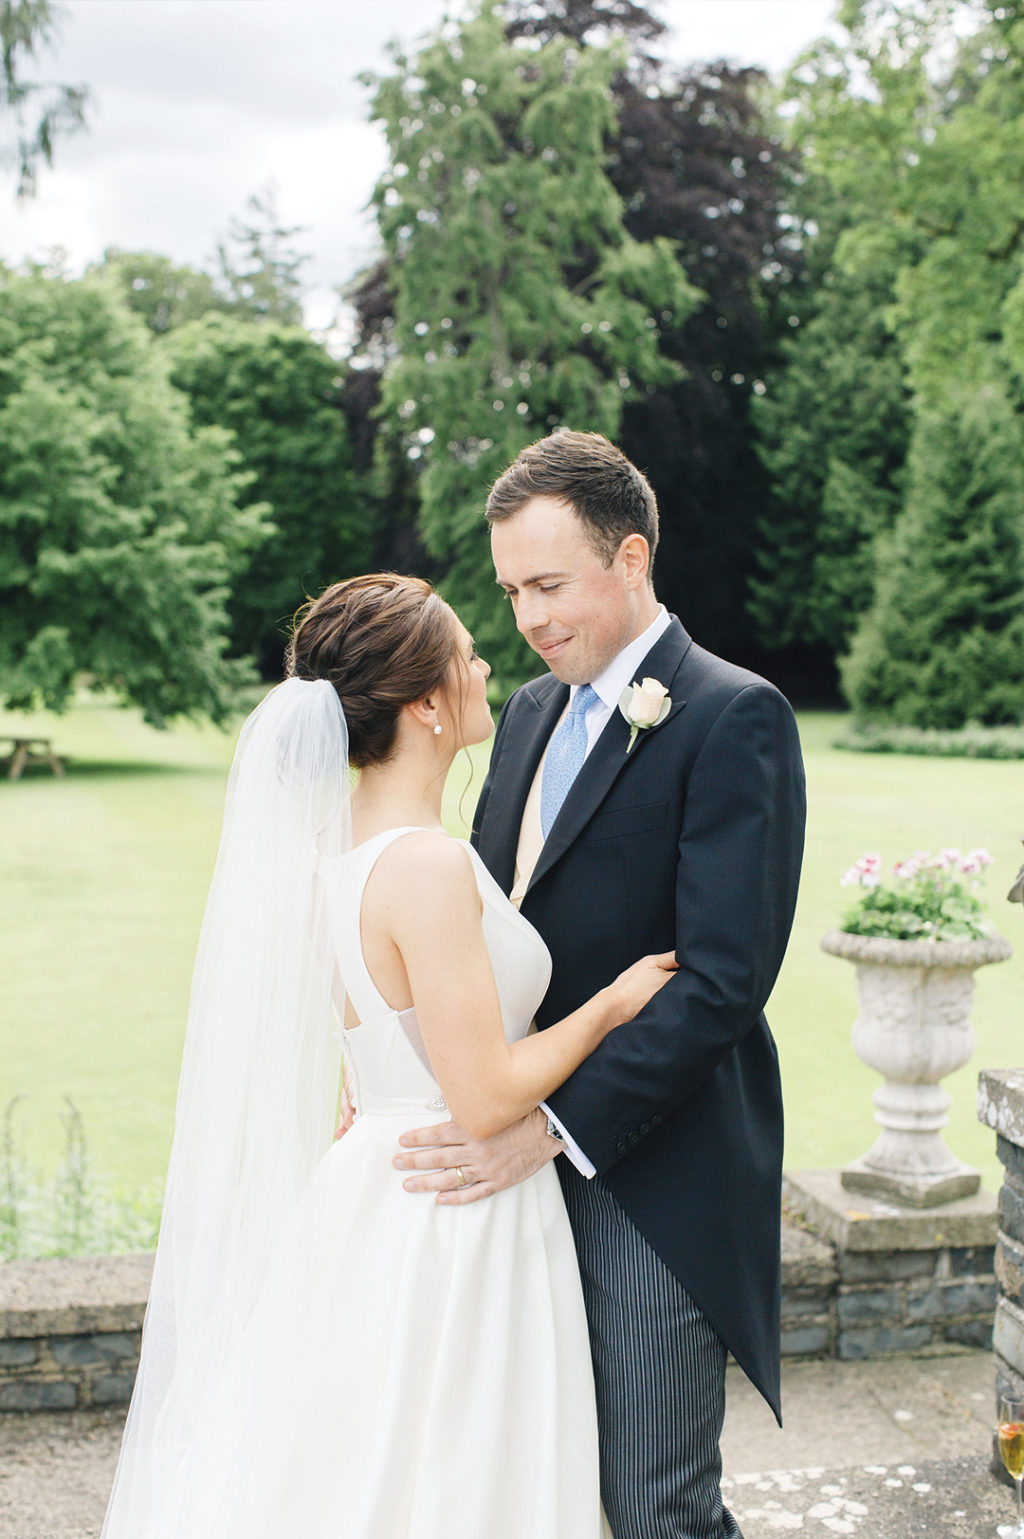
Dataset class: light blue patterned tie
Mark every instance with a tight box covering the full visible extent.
[540,684,599,839]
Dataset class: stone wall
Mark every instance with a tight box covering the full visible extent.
[979,1069,1024,1402]
[780,1222,837,1358]
[784,1169,997,1361]
[0,1254,150,1412]
[0,1207,995,1415]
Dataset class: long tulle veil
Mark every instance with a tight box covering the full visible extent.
[101,677,351,1537]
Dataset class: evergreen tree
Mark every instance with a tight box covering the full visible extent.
[364,0,697,681]
[746,0,957,688]
[214,184,308,327]
[841,383,1024,727]
[354,0,798,674]
[838,0,1024,726]
[749,219,910,663]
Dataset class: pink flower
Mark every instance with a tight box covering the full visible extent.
[960,847,993,873]
[930,847,961,871]
[841,852,882,887]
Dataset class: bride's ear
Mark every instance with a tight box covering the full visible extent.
[406,695,441,735]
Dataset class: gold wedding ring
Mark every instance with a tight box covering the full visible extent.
[455,1165,467,1187]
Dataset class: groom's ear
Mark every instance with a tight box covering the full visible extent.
[619,533,651,590]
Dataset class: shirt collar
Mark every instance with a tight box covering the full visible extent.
[573,605,671,712]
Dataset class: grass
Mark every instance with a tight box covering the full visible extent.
[1,696,1021,1226]
[773,712,1022,1191]
[0,690,489,1203]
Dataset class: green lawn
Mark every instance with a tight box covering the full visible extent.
[1,697,1020,1198]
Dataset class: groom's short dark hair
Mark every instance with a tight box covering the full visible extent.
[485,429,659,570]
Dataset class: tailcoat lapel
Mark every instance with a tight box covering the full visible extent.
[526,619,692,896]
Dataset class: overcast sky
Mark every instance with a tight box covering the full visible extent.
[2,0,838,331]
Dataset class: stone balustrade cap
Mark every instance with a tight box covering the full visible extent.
[978,1069,1024,1143]
[0,1253,153,1338]
[784,1169,997,1250]
[821,928,1013,969]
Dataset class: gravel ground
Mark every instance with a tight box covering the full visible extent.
[0,1350,1007,1537]
[0,1405,122,1539]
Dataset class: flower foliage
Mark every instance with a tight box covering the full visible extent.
[839,847,994,943]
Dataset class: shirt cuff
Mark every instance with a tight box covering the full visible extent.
[540,1102,596,1179]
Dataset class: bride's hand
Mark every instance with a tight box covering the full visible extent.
[606,950,677,1027]
[334,1064,357,1141]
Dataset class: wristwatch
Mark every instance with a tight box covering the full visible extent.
[545,1114,567,1149]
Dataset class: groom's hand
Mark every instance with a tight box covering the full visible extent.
[394,1107,557,1205]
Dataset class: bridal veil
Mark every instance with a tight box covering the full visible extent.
[101,677,351,1538]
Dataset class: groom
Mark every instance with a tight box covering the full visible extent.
[396,430,805,1538]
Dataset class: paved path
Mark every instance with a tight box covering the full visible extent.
[721,1350,1008,1535]
[0,1349,1009,1536]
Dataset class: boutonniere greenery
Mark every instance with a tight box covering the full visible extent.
[618,677,671,753]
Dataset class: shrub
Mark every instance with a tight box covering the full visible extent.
[1,1098,161,1260]
[834,721,1024,759]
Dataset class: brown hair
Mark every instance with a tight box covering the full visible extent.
[485,429,659,570]
[286,574,460,769]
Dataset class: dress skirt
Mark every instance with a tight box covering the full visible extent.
[151,1108,603,1539]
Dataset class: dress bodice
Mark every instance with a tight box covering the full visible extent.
[317,828,552,1116]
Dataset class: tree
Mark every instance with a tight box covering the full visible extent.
[94,186,311,337]
[214,184,308,327]
[885,2,1024,411]
[606,56,801,669]
[749,218,910,664]
[164,315,372,673]
[841,383,1024,727]
[0,270,269,724]
[836,0,1024,726]
[364,0,698,681]
[354,0,800,676]
[747,0,998,695]
[93,248,226,336]
[1,0,88,198]
[507,0,806,666]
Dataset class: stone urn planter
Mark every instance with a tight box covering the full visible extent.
[821,928,1012,1207]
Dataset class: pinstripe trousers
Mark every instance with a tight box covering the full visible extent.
[559,1162,743,1539]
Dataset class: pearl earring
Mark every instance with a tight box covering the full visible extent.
[433,722,442,736]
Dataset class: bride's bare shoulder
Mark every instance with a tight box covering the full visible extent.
[368,830,478,913]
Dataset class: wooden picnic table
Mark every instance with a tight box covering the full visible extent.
[1,737,66,781]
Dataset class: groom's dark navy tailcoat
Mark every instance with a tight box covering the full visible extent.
[472,617,805,1419]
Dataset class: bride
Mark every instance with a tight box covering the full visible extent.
[100,573,675,1539]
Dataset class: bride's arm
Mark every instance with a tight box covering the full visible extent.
[373,835,673,1142]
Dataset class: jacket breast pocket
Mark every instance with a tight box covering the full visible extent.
[582,800,669,842]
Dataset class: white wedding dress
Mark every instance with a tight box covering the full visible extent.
[146,828,603,1539]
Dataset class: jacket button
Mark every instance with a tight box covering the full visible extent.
[639,1121,650,1136]
[651,1113,663,1128]
[627,1130,640,1146]
[616,1140,628,1156]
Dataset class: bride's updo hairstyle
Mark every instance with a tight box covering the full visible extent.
[286,574,461,769]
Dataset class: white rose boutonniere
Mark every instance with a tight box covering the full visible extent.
[618,676,671,753]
